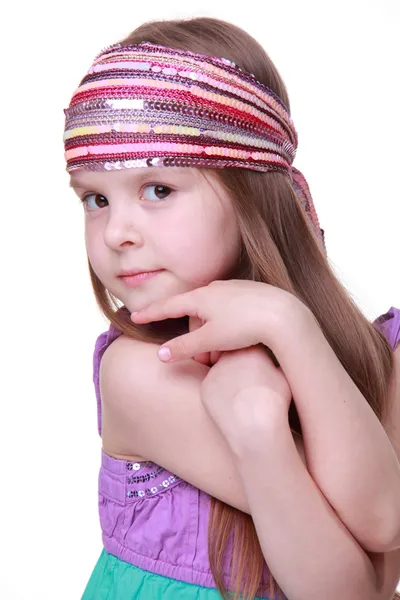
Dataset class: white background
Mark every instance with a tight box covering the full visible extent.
[1,0,399,598]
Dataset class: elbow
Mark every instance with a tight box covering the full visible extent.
[373,500,400,552]
[366,536,400,554]
[374,529,400,553]
[348,488,400,553]
[361,518,400,553]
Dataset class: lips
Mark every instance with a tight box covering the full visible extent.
[117,269,165,287]
[118,269,159,277]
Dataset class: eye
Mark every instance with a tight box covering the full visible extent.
[141,184,173,202]
[81,194,108,211]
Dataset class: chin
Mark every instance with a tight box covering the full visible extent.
[118,287,178,314]
[111,275,198,314]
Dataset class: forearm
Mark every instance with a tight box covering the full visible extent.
[233,406,380,600]
[268,304,400,551]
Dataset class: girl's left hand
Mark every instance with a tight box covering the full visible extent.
[131,280,304,362]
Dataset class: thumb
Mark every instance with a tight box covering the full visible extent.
[158,323,213,362]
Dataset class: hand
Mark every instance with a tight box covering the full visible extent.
[131,280,301,362]
[201,345,292,455]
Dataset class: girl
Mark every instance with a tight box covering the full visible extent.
[64,17,400,600]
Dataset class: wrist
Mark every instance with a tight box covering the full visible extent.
[260,293,312,352]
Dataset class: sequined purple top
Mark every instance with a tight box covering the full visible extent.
[92,306,400,593]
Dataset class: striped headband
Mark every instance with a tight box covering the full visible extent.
[64,42,325,251]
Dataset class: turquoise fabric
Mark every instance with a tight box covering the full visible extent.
[82,549,269,600]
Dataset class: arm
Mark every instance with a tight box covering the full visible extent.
[131,281,400,551]
[231,395,400,600]
[100,334,254,512]
[268,304,400,553]
[100,334,400,597]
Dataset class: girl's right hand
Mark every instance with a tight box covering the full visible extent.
[200,345,293,456]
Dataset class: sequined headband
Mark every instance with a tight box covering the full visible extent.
[63,42,325,250]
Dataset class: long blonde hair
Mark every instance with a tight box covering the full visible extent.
[87,17,397,600]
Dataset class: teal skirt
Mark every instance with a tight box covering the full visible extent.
[82,549,231,599]
[82,549,271,599]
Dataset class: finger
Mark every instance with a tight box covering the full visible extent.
[157,323,216,362]
[194,353,211,366]
[210,351,223,365]
[189,315,203,332]
[131,290,199,324]
[189,316,210,365]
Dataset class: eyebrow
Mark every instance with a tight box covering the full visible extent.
[68,168,193,189]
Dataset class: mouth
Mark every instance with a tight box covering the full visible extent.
[118,269,165,287]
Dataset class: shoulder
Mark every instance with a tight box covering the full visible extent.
[383,343,400,459]
[100,333,207,396]
[99,335,142,406]
[98,334,254,511]
[99,333,209,447]
[100,334,149,385]
[98,333,208,467]
[101,332,144,364]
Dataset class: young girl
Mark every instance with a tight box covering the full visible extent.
[64,17,400,600]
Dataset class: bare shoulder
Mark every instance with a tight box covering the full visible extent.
[99,333,254,511]
[383,342,400,458]
[100,332,208,406]
[99,332,208,454]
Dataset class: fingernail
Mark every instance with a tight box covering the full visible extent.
[158,347,172,362]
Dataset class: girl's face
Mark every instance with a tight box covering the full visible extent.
[69,167,241,312]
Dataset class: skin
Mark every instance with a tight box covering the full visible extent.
[70,166,242,313]
[133,280,400,552]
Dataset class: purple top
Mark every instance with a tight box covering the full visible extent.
[92,306,400,594]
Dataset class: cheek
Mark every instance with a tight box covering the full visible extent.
[84,225,105,272]
[84,227,96,261]
[160,215,241,283]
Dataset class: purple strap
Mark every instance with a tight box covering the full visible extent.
[93,323,122,435]
[373,306,400,351]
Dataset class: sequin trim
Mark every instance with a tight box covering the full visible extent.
[124,460,181,500]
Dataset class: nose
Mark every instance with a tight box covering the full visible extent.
[103,205,144,250]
